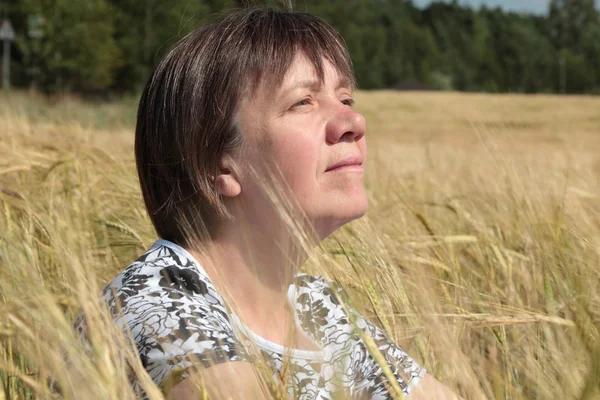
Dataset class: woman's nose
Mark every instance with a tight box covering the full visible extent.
[325,106,366,144]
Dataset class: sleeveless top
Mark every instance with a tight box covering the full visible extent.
[97,239,426,399]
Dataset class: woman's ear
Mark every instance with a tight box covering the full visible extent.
[214,154,241,198]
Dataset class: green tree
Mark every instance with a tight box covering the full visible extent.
[548,0,598,50]
[17,0,121,93]
[548,0,599,92]
[505,18,554,92]
[378,1,441,88]
[5,0,600,94]
[106,0,213,93]
[579,22,600,92]
[422,2,481,90]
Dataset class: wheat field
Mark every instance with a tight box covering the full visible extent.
[1,90,599,399]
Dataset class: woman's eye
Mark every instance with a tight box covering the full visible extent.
[342,98,355,107]
[293,98,311,108]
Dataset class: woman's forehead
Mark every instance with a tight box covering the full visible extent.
[282,54,333,88]
[255,53,353,100]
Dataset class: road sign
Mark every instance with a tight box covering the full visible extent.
[27,15,45,39]
[0,19,15,42]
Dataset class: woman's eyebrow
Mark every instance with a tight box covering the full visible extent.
[283,79,322,93]
[336,76,354,91]
[281,76,353,96]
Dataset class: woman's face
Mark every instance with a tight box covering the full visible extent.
[233,53,367,239]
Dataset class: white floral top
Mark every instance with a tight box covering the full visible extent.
[91,239,426,399]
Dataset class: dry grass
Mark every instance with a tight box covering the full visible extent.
[1,90,599,399]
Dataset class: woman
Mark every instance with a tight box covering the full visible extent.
[102,7,461,400]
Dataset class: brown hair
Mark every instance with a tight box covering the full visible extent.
[135,7,355,246]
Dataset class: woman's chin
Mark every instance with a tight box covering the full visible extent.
[343,201,368,225]
[337,194,368,222]
[313,198,368,239]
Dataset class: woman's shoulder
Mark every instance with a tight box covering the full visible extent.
[97,241,248,390]
[103,241,222,318]
[291,274,356,345]
[293,273,335,290]
[292,273,348,305]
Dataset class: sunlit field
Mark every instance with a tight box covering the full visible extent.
[1,90,599,399]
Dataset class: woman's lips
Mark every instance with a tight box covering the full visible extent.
[325,155,364,172]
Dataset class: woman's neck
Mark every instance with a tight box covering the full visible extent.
[186,221,313,337]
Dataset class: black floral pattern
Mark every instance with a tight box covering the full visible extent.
[75,240,426,399]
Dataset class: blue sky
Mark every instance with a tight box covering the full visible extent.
[413,0,600,15]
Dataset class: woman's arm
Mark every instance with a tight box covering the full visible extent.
[166,361,463,400]
[356,315,463,399]
[325,280,462,399]
[407,375,464,400]
[166,362,271,400]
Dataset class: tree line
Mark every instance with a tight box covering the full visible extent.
[2,0,599,94]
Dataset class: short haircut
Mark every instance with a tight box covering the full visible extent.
[135,7,355,246]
